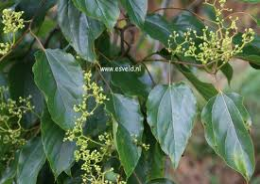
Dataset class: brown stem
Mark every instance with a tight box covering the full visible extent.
[141,63,156,86]
[151,7,217,25]
[0,0,48,62]
[29,29,45,51]
[143,58,206,68]
[0,29,30,62]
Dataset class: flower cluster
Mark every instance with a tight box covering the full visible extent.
[66,128,114,183]
[0,9,25,56]
[65,71,126,184]
[0,42,11,55]
[167,0,255,72]
[0,86,34,167]
[132,134,150,151]
[2,9,25,34]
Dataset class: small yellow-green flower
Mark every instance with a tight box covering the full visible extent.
[0,86,34,168]
[64,71,126,184]
[2,9,25,34]
[0,42,11,55]
[167,0,255,72]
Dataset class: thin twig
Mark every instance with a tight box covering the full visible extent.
[141,63,156,86]
[133,172,142,184]
[223,11,258,23]
[95,65,113,93]
[44,28,59,47]
[0,0,47,62]
[0,29,30,62]
[142,58,207,67]
[151,7,218,25]
[29,29,45,51]
[98,51,113,63]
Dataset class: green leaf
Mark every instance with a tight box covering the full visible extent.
[159,49,218,101]
[172,11,204,33]
[0,72,8,87]
[201,93,255,181]
[0,152,19,184]
[85,99,108,137]
[146,143,166,180]
[177,65,218,101]
[234,34,260,68]
[17,137,46,184]
[116,125,142,178]
[147,178,175,184]
[105,93,144,177]
[0,1,16,12]
[128,143,166,184]
[16,0,56,27]
[72,0,120,29]
[146,83,197,168]
[127,154,148,184]
[120,0,147,27]
[33,49,84,130]
[220,63,233,84]
[143,12,205,46]
[257,19,260,27]
[143,14,172,45]
[9,61,44,129]
[58,0,105,62]
[110,62,149,98]
[41,108,76,178]
[238,0,260,2]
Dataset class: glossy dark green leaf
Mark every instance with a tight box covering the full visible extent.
[146,83,197,168]
[105,93,144,177]
[85,99,108,137]
[171,11,204,33]
[220,63,233,84]
[143,14,172,45]
[116,125,142,178]
[201,93,255,181]
[58,0,105,62]
[147,178,175,184]
[147,143,166,180]
[0,152,19,184]
[16,0,56,27]
[9,61,44,128]
[128,142,166,184]
[177,65,218,100]
[110,62,149,98]
[17,137,46,184]
[33,49,84,130]
[234,34,260,68]
[72,0,120,29]
[41,109,76,178]
[0,72,7,87]
[0,1,16,12]
[127,154,148,184]
[120,0,147,27]
[143,12,205,46]
[159,49,218,100]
